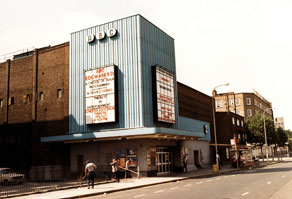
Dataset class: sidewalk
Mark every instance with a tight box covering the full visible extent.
[12,158,291,199]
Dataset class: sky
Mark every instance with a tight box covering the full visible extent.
[1,0,291,130]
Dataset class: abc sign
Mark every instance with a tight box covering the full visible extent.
[86,28,117,43]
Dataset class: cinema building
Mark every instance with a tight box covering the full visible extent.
[41,15,213,176]
[0,15,213,176]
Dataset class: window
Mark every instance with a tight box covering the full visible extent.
[259,103,262,109]
[232,117,235,125]
[241,120,244,127]
[236,119,240,126]
[254,99,258,106]
[216,100,223,108]
[247,109,252,117]
[0,99,3,107]
[235,98,240,106]
[246,98,251,105]
[39,92,44,101]
[8,97,14,105]
[57,89,62,98]
[229,99,234,106]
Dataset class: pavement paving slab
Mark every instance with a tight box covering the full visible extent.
[11,158,292,199]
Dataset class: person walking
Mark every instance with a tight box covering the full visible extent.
[183,156,188,172]
[217,153,221,169]
[110,158,120,182]
[84,160,97,189]
[125,159,132,178]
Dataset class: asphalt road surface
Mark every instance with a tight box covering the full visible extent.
[85,161,292,199]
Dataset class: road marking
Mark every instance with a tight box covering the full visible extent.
[184,184,191,187]
[241,192,249,196]
[282,175,286,178]
[196,181,203,184]
[154,190,164,194]
[215,178,221,180]
[170,187,179,190]
[231,175,236,177]
[207,179,213,182]
[224,176,228,178]
[134,194,146,198]
[267,182,272,185]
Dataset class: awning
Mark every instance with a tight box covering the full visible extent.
[41,127,205,143]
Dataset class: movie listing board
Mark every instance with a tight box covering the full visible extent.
[154,66,176,123]
[85,65,116,124]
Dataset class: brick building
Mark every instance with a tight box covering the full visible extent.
[214,90,273,119]
[213,112,246,164]
[0,43,70,170]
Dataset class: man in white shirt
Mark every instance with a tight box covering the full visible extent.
[85,160,97,189]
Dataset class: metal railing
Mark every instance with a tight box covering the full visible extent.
[0,167,111,199]
[0,47,34,63]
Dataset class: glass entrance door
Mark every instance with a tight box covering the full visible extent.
[156,147,172,174]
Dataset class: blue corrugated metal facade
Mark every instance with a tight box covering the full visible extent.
[40,15,212,172]
[69,14,178,134]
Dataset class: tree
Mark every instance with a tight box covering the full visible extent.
[286,129,292,150]
[245,113,276,145]
[276,127,288,147]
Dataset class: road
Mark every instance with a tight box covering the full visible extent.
[85,162,292,199]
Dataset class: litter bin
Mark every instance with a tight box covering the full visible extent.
[212,164,218,173]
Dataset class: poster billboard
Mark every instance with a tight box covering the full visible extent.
[85,65,117,124]
[153,66,176,123]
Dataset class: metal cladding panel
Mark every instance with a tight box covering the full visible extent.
[70,15,143,133]
[178,116,211,141]
[139,16,178,128]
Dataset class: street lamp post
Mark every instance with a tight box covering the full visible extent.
[263,107,274,163]
[212,83,230,175]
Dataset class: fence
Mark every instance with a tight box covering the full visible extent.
[0,166,111,198]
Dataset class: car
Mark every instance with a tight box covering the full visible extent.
[0,168,25,185]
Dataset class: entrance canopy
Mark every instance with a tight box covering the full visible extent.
[41,127,205,143]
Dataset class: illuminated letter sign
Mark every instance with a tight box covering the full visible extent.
[85,65,117,124]
[97,31,106,40]
[152,66,176,123]
[86,29,118,42]
[107,28,117,37]
[86,34,95,43]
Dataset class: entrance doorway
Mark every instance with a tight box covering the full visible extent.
[194,150,201,169]
[77,155,83,177]
[156,147,172,174]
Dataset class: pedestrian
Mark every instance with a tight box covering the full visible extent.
[216,154,221,169]
[110,158,120,182]
[231,155,236,168]
[125,159,132,178]
[84,160,97,189]
[183,156,188,172]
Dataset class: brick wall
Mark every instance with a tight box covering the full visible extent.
[177,82,213,123]
[0,42,70,169]
[0,61,8,124]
